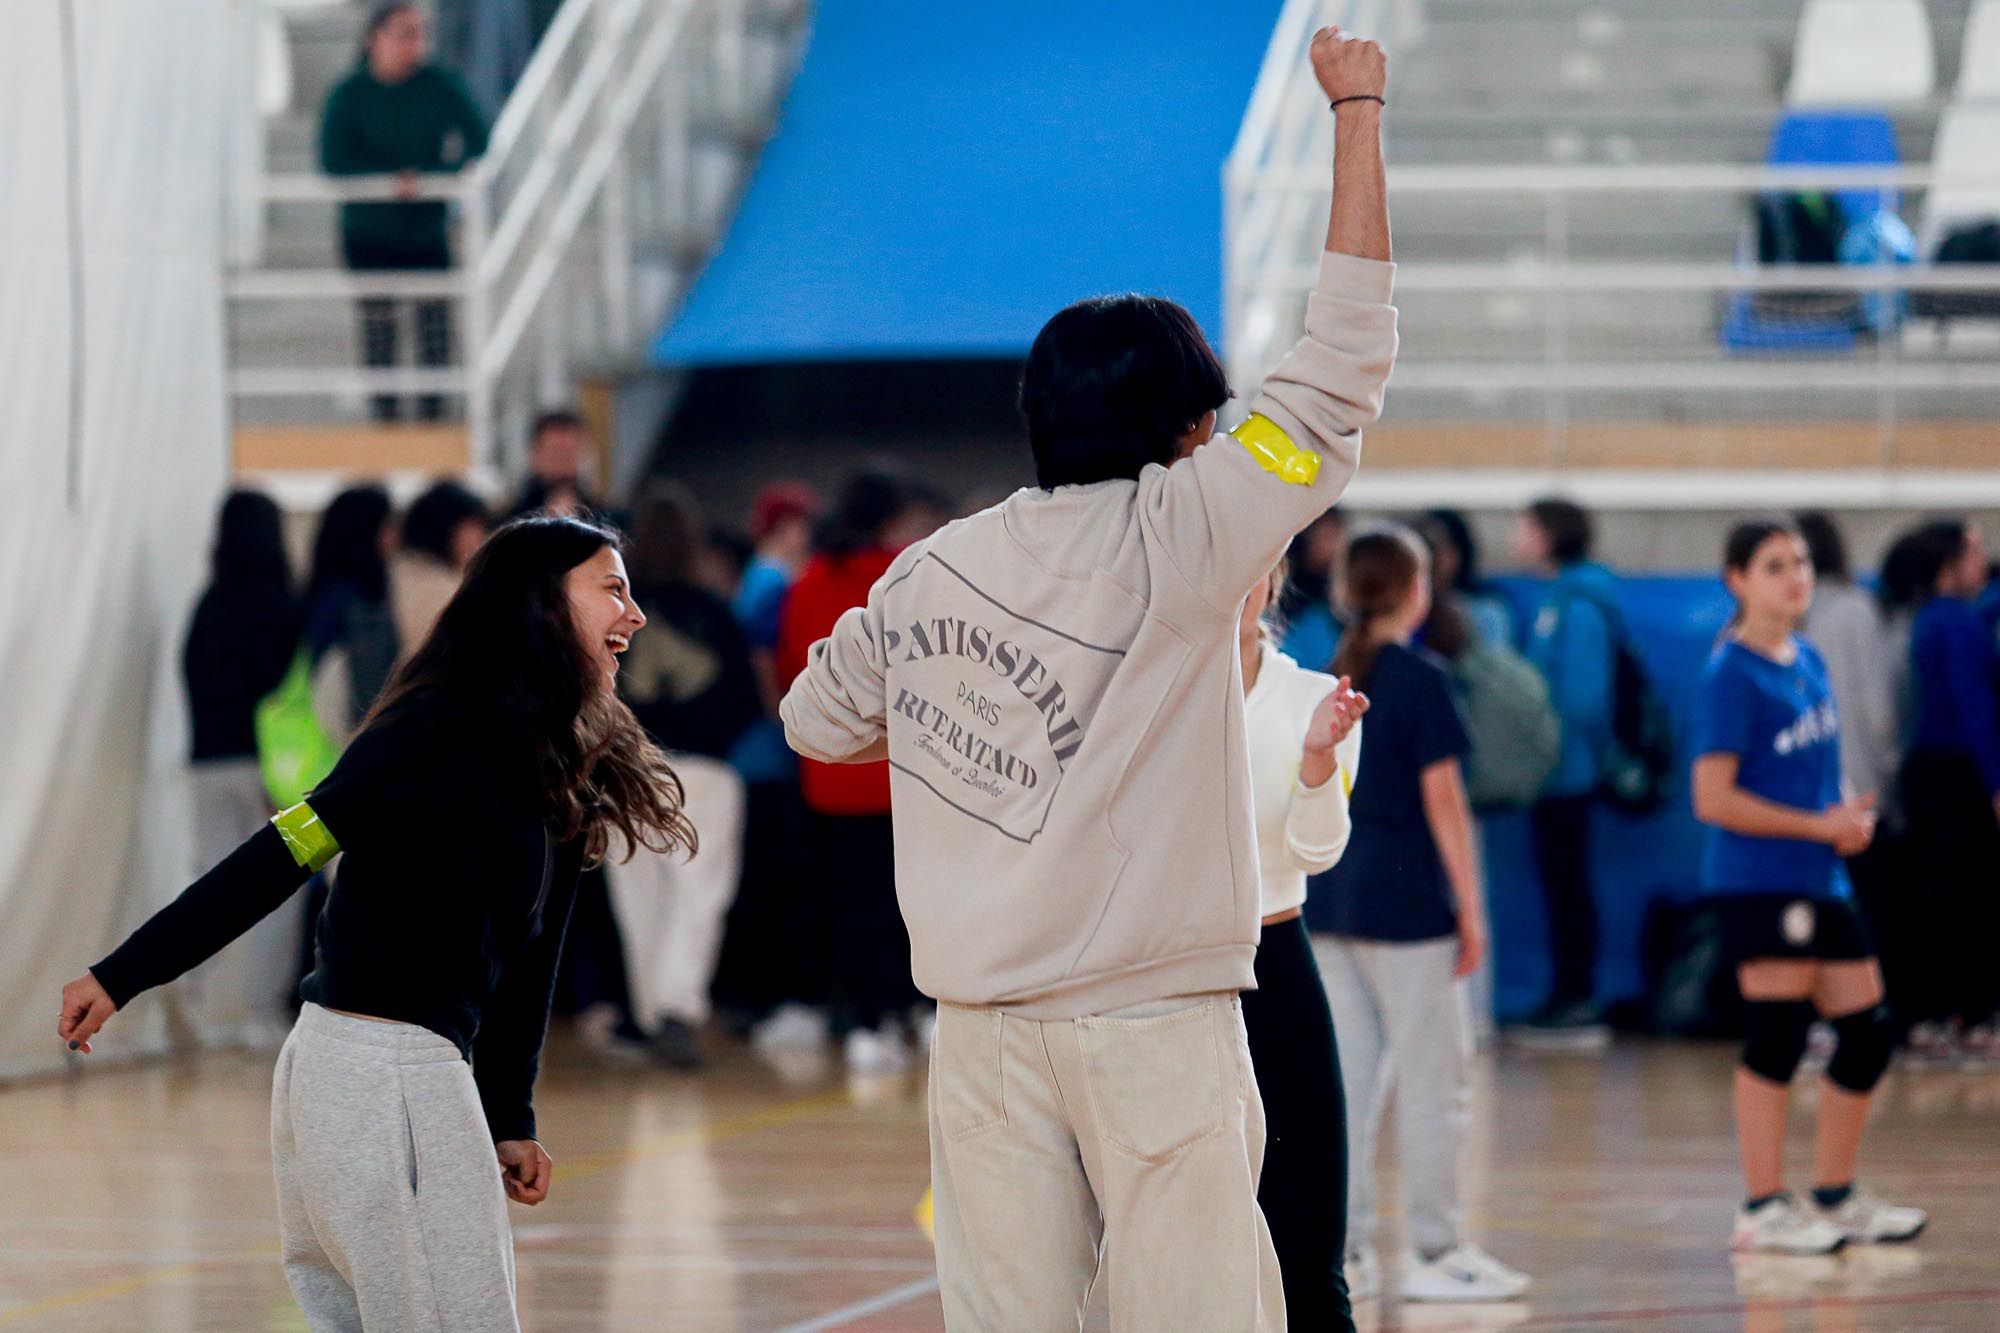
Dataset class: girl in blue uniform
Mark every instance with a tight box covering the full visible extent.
[1691,517,1926,1256]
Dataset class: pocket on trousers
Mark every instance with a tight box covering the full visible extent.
[934,1008,1007,1142]
[400,1086,421,1196]
[1077,1002,1226,1163]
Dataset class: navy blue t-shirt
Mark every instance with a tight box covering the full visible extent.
[1696,636,1850,900]
[1309,642,1471,942]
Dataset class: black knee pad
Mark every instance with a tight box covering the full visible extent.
[1826,1004,1894,1093]
[1741,999,1814,1084]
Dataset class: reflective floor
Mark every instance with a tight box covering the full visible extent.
[2,1032,1996,1331]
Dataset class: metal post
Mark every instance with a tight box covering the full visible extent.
[1875,185,1897,470]
[721,0,748,129]
[461,174,495,474]
[659,54,690,248]
[1543,189,1570,471]
[538,284,569,409]
[597,3,635,351]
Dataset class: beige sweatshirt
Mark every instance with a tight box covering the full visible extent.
[781,251,1397,1016]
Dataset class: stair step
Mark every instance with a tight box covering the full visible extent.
[234,422,470,475]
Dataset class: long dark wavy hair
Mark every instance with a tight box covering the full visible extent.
[366,515,696,866]
[306,484,392,609]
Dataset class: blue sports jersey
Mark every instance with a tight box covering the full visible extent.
[1696,636,1850,899]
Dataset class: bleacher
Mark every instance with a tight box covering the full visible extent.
[1228,0,2000,499]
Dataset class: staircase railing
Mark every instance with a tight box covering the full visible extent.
[229,0,807,479]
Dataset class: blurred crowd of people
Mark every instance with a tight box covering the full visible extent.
[179,413,957,1072]
[178,430,2000,1070]
[1276,500,2000,1062]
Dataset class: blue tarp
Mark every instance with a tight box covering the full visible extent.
[653,0,1284,366]
[1482,576,1740,1022]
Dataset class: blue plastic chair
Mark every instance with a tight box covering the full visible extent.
[1721,110,1902,352]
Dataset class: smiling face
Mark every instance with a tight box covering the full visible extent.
[565,546,645,693]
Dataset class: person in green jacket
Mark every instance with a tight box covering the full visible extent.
[321,2,490,422]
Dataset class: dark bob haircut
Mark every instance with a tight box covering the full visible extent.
[1793,510,1850,582]
[401,479,491,565]
[1020,294,1230,491]
[1526,496,1594,566]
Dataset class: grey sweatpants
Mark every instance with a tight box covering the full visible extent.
[1313,934,1472,1260]
[271,1004,519,1332]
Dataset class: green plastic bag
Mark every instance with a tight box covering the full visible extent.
[255,650,340,809]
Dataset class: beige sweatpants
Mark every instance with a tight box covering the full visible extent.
[175,759,303,1047]
[271,1004,519,1332]
[928,993,1284,1333]
[605,753,745,1028]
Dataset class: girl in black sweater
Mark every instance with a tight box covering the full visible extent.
[179,490,302,1046]
[61,516,694,1331]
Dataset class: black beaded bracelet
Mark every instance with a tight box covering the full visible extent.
[1329,95,1385,111]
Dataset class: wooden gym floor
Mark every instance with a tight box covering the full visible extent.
[3,1032,1997,1331]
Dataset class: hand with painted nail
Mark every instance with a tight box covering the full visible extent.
[58,972,118,1054]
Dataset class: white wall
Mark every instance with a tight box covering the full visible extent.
[0,0,238,1077]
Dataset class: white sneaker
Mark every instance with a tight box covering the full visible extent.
[1344,1245,1381,1302]
[752,1003,829,1052]
[1400,1243,1532,1302]
[844,1027,910,1075]
[1813,1188,1927,1244]
[1732,1195,1846,1255]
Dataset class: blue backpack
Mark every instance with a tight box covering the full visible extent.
[1554,590,1676,815]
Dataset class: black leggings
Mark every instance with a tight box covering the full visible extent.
[1242,915,1354,1333]
[1530,793,1600,1009]
[812,811,925,1033]
[1901,751,2000,1028]
[342,233,454,422]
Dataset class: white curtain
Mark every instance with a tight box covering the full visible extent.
[0,0,236,1078]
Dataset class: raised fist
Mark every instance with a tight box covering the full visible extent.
[1310,26,1386,103]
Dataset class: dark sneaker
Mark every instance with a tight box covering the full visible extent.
[651,1017,705,1071]
[1510,999,1611,1051]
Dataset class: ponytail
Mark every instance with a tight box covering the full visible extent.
[1331,522,1427,686]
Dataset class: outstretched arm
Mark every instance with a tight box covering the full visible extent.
[1145,28,1396,614]
[1318,28,1390,263]
[61,820,318,1051]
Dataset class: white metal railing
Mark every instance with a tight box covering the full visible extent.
[1225,3,2000,490]
[229,0,809,474]
[1228,160,2000,385]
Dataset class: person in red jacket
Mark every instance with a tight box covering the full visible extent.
[777,471,943,1072]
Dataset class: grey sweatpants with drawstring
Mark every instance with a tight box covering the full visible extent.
[271,1003,520,1332]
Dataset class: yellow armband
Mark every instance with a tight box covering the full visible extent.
[272,802,340,873]
[1233,413,1320,486]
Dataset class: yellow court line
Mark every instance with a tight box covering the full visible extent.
[0,1086,853,1324]
[0,1250,276,1327]
[553,1087,854,1184]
